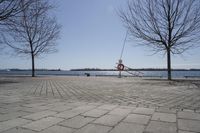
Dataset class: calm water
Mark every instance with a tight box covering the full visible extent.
[0,70,200,78]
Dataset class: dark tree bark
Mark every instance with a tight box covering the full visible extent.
[119,0,200,80]
[4,0,61,77]
[31,52,35,77]
[167,48,171,80]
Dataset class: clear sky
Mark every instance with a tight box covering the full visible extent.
[0,0,200,70]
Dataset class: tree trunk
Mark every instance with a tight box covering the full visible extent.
[167,49,171,80]
[31,53,35,77]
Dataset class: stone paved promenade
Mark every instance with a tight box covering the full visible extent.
[0,76,200,133]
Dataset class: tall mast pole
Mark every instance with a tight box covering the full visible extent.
[118,31,128,78]
[120,31,128,60]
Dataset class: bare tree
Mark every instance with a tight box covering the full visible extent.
[4,0,61,77]
[0,0,27,22]
[0,0,31,50]
[119,0,200,80]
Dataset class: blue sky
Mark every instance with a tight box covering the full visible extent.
[0,0,200,70]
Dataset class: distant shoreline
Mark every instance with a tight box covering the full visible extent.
[70,68,200,71]
[1,68,200,72]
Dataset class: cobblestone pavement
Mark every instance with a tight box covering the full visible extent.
[2,76,200,110]
[0,76,200,133]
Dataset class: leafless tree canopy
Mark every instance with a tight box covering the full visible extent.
[119,0,200,79]
[0,0,20,21]
[120,0,200,54]
[3,0,61,76]
[0,0,30,23]
[4,0,60,56]
[5,0,59,54]
[0,0,31,50]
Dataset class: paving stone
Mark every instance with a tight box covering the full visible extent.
[109,122,145,133]
[0,118,31,132]
[54,110,80,119]
[74,124,112,133]
[178,119,200,132]
[123,114,150,125]
[59,115,95,129]
[82,109,108,118]
[34,105,53,110]
[71,105,97,113]
[1,100,21,105]
[0,108,13,114]
[151,112,176,122]
[66,102,87,107]
[196,110,200,113]
[87,102,103,106]
[39,104,56,109]
[178,130,197,133]
[97,104,118,110]
[0,111,30,122]
[119,106,136,109]
[1,77,200,111]
[40,125,74,133]
[49,106,73,112]
[132,107,155,115]
[22,110,57,120]
[108,108,132,116]
[93,114,124,126]
[1,127,37,133]
[156,107,177,114]
[2,77,200,133]
[17,107,44,113]
[21,117,64,132]
[145,121,177,133]
[22,103,47,108]
[183,109,194,112]
[46,102,66,107]
[178,111,200,120]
